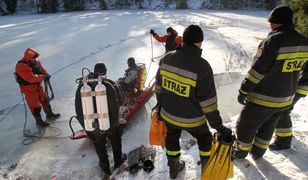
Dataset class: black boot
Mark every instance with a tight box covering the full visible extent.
[114,153,127,169]
[34,115,49,127]
[200,156,209,174]
[33,108,49,127]
[45,105,60,119]
[269,141,291,151]
[167,156,185,179]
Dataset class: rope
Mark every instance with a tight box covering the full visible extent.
[20,90,46,145]
[145,35,155,86]
[69,116,78,139]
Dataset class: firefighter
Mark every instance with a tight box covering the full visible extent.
[15,48,60,127]
[150,27,182,53]
[117,57,138,94]
[75,63,126,180]
[155,25,232,179]
[269,67,308,150]
[234,6,308,159]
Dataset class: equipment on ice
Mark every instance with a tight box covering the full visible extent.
[127,145,156,174]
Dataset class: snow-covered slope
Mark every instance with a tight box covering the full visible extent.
[0,10,307,180]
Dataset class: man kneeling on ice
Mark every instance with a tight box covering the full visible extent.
[75,63,126,180]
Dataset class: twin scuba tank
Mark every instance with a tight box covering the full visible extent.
[80,76,110,132]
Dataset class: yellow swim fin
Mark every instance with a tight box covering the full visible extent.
[201,133,234,180]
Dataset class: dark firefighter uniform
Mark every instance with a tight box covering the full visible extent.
[155,43,227,176]
[271,67,308,149]
[150,27,183,53]
[235,23,308,158]
[155,25,231,179]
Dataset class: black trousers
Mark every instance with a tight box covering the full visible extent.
[165,123,213,158]
[88,126,124,175]
[236,103,283,158]
[274,95,302,146]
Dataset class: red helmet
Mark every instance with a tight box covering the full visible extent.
[23,48,39,61]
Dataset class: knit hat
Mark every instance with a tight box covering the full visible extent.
[94,62,107,75]
[166,27,173,33]
[127,57,136,67]
[268,6,293,25]
[183,25,204,44]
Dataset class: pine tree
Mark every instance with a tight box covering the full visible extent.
[282,0,308,37]
[1,0,17,14]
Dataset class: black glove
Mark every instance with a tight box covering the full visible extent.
[150,29,156,35]
[217,126,232,141]
[44,74,51,81]
[237,91,247,105]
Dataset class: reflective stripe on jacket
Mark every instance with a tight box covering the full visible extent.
[240,26,308,108]
[155,44,222,129]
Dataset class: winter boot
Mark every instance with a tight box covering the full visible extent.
[45,105,60,119]
[34,115,49,127]
[33,108,49,127]
[167,156,185,179]
[269,136,292,151]
[269,141,291,151]
[200,156,210,174]
[114,153,128,169]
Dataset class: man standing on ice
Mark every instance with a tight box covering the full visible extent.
[150,27,182,53]
[75,63,127,180]
[15,48,60,127]
[234,5,308,159]
[155,24,232,179]
[269,62,308,150]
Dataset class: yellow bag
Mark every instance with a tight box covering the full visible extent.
[149,110,166,148]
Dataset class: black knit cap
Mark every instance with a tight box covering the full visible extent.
[268,5,293,25]
[94,62,107,75]
[166,27,173,33]
[183,25,204,44]
[127,57,136,67]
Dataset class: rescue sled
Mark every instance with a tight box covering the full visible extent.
[70,63,155,140]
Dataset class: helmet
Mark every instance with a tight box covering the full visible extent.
[127,57,136,68]
[23,48,39,61]
[94,62,107,75]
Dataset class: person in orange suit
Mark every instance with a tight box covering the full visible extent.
[150,27,182,53]
[15,48,60,127]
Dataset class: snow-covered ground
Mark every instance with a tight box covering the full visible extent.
[0,10,307,180]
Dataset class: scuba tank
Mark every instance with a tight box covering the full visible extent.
[95,76,110,131]
[80,78,95,131]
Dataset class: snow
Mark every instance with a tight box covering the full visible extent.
[0,10,307,180]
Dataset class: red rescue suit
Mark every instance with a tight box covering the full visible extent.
[15,49,48,115]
